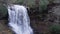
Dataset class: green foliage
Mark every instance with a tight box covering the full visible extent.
[15,0,24,5]
[16,0,49,10]
[27,0,35,7]
[40,0,49,10]
[16,0,35,7]
[0,5,8,18]
[49,24,60,34]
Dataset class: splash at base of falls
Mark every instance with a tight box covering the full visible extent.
[7,5,33,34]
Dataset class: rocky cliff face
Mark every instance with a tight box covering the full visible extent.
[53,0,60,3]
[49,5,60,23]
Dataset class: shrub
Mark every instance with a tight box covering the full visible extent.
[0,5,8,19]
[49,24,60,34]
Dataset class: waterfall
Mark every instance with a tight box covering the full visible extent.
[7,5,33,34]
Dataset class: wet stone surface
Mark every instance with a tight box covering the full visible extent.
[0,20,13,34]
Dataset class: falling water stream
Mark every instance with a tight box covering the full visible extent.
[7,5,33,34]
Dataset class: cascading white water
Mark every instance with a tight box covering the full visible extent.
[7,5,33,34]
